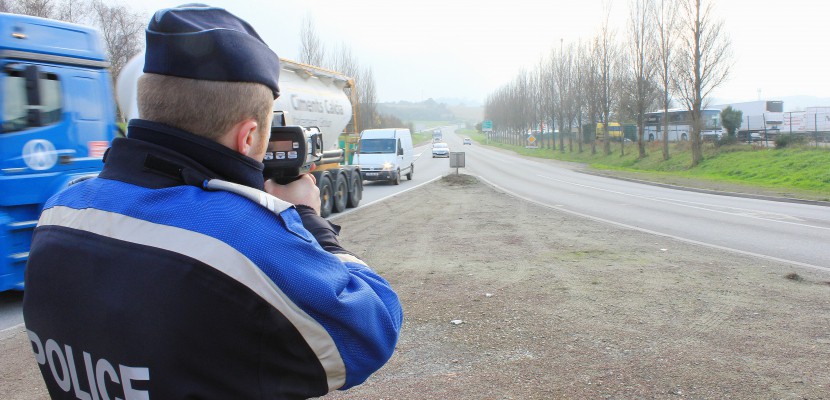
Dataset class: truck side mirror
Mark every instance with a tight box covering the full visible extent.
[24,65,43,127]
[398,146,403,156]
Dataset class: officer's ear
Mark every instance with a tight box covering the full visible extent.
[230,118,260,157]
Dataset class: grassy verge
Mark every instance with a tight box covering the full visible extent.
[459,128,830,201]
[411,131,432,146]
[411,121,452,145]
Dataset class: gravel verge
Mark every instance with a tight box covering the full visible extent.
[323,174,830,399]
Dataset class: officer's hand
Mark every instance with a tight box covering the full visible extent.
[265,174,321,215]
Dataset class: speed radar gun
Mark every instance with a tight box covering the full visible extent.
[263,111,323,184]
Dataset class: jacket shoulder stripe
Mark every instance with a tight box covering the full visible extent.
[37,206,347,390]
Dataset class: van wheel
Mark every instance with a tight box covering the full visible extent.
[318,175,333,218]
[406,164,413,180]
[347,170,362,208]
[648,134,654,142]
[681,133,688,141]
[393,169,401,185]
[333,173,348,213]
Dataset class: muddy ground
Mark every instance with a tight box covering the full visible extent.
[2,174,829,399]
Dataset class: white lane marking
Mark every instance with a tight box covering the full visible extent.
[537,173,830,232]
[1,323,25,335]
[474,174,830,273]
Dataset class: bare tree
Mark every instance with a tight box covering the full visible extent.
[486,74,533,146]
[327,44,359,78]
[674,0,732,166]
[573,41,590,153]
[532,58,545,149]
[654,0,679,160]
[537,57,552,150]
[628,0,658,158]
[0,0,14,13]
[88,1,143,82]
[12,0,56,17]
[544,55,558,151]
[55,0,88,23]
[325,44,363,133]
[357,67,378,130]
[514,70,531,146]
[85,0,144,121]
[553,42,575,153]
[566,43,583,153]
[613,50,635,156]
[585,39,602,155]
[596,2,618,156]
[299,14,325,67]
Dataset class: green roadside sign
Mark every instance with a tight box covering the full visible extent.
[482,120,493,132]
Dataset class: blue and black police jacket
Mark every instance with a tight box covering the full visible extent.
[22,120,403,399]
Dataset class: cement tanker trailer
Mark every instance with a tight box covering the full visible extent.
[117,55,363,217]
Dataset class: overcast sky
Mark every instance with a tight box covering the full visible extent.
[121,0,830,106]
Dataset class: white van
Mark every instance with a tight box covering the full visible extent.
[355,128,414,185]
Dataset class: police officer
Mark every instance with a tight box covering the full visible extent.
[23,4,402,399]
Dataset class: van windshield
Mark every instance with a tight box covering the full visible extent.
[359,138,396,153]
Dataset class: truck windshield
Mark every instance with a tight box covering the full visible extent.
[2,70,62,133]
[2,73,27,132]
[359,138,396,153]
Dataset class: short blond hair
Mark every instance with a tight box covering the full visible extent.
[137,73,273,140]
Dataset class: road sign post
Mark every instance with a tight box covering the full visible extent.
[450,152,465,175]
[527,134,537,148]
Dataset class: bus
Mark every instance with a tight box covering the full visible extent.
[644,109,723,142]
[596,122,622,140]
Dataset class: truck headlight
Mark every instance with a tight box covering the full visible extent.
[382,162,393,170]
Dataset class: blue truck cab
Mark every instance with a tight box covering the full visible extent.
[0,13,117,291]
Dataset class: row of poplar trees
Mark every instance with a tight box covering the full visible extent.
[484,0,732,167]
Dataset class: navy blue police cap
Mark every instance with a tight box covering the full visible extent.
[144,4,280,98]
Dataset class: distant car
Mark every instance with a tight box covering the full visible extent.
[463,137,472,145]
[432,142,449,158]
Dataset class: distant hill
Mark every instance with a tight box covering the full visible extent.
[447,104,483,125]
[377,98,483,125]
[376,99,453,122]
[434,97,482,107]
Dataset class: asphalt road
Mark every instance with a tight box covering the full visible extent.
[439,127,830,271]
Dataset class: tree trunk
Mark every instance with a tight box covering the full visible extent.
[662,92,670,160]
[690,0,703,167]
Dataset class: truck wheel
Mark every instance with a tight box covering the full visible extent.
[318,175,333,218]
[406,164,414,180]
[393,169,401,185]
[347,170,362,208]
[333,172,348,214]
[648,134,654,142]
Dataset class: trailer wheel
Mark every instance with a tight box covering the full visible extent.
[318,175,333,218]
[347,170,362,208]
[333,172,348,214]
